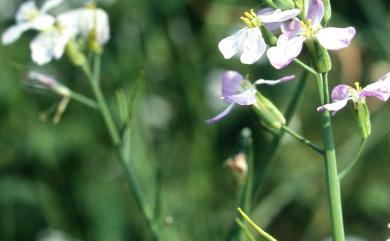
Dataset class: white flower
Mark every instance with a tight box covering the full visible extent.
[57,6,110,45]
[218,8,300,64]
[2,0,63,45]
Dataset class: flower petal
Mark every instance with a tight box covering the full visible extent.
[41,0,64,13]
[240,28,266,64]
[307,0,324,27]
[218,28,245,60]
[30,32,55,65]
[331,84,353,101]
[221,71,245,98]
[258,9,301,23]
[16,1,38,23]
[31,14,55,30]
[225,87,257,106]
[360,72,390,101]
[317,98,350,112]
[1,22,32,45]
[254,75,295,85]
[206,103,235,124]
[267,35,305,69]
[316,27,356,50]
[281,18,302,38]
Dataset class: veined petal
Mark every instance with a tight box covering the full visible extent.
[281,19,302,38]
[16,1,38,23]
[240,28,266,64]
[331,84,353,101]
[218,28,245,60]
[317,98,351,112]
[307,0,324,27]
[1,22,33,45]
[221,71,245,98]
[316,27,356,50]
[258,9,301,23]
[360,72,390,101]
[257,8,282,32]
[225,87,257,106]
[267,35,305,69]
[206,103,235,124]
[254,75,295,85]
[41,0,64,13]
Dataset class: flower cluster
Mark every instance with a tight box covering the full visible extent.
[218,0,355,67]
[2,0,109,65]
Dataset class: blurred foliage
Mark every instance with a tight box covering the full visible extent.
[0,0,389,241]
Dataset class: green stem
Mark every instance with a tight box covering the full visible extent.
[281,125,324,155]
[81,56,159,241]
[316,73,345,241]
[69,90,99,110]
[338,138,367,180]
[235,218,256,241]
[237,208,277,241]
[81,58,120,145]
[293,59,318,76]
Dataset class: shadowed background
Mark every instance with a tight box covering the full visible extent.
[0,0,389,241]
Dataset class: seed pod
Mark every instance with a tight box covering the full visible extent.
[305,39,332,73]
[355,102,371,139]
[260,26,278,46]
[322,0,332,26]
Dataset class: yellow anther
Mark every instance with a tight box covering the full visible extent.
[85,2,97,9]
[240,9,260,28]
[354,82,362,91]
[300,19,317,38]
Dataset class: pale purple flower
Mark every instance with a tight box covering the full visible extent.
[218,8,300,65]
[207,71,295,124]
[317,72,390,113]
[26,71,70,96]
[267,0,356,69]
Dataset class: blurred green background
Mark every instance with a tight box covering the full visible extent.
[0,0,389,241]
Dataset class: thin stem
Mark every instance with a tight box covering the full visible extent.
[293,59,318,76]
[338,138,367,180]
[69,90,99,110]
[282,125,324,155]
[237,208,277,241]
[81,56,159,241]
[81,58,120,145]
[235,218,257,241]
[317,73,346,241]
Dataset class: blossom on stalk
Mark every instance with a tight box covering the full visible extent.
[317,73,390,113]
[206,70,294,124]
[2,0,63,45]
[267,0,356,69]
[26,71,70,97]
[218,8,300,64]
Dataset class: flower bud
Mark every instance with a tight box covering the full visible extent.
[27,71,70,97]
[260,26,278,46]
[66,39,87,66]
[252,91,286,134]
[225,152,248,183]
[306,39,332,73]
[355,101,371,139]
[322,0,332,25]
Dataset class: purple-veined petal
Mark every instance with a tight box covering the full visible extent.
[254,75,295,85]
[317,98,351,112]
[316,27,356,50]
[41,0,64,13]
[258,9,301,23]
[225,87,257,106]
[360,72,390,101]
[218,28,245,60]
[281,18,302,38]
[257,8,283,32]
[206,103,235,124]
[267,35,305,69]
[240,28,266,64]
[1,22,33,45]
[331,84,352,101]
[307,0,324,27]
[221,71,245,98]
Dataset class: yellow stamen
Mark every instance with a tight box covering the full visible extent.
[354,82,362,91]
[85,2,97,9]
[240,9,261,28]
